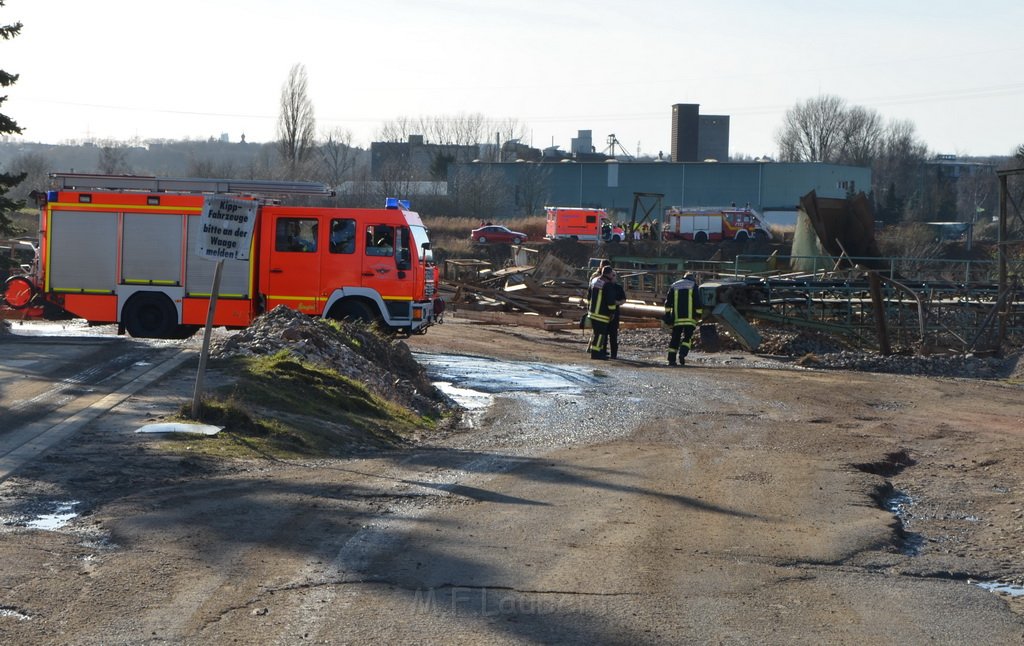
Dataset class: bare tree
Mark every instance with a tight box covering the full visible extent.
[97,141,132,174]
[1005,145,1024,234]
[841,106,885,167]
[450,165,508,218]
[427,113,485,146]
[244,143,278,180]
[376,113,526,148]
[956,164,996,226]
[378,113,484,146]
[776,95,850,162]
[778,96,932,222]
[7,151,50,201]
[186,156,236,179]
[372,156,417,207]
[512,162,550,216]
[376,116,417,143]
[873,119,929,222]
[276,63,316,179]
[316,127,357,193]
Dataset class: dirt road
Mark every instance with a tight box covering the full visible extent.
[1,317,1023,644]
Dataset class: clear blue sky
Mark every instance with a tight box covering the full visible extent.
[6,0,1023,157]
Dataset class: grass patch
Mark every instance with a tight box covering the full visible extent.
[239,351,389,419]
[165,352,433,460]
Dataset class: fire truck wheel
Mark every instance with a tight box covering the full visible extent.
[2,275,36,309]
[477,236,487,244]
[511,237,521,245]
[735,231,750,242]
[754,229,769,241]
[123,293,178,338]
[328,299,380,326]
[694,232,708,243]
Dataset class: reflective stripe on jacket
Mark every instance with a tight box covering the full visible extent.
[588,277,617,324]
[665,278,702,326]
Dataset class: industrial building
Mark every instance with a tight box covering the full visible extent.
[369,100,871,223]
[450,159,870,225]
[670,103,730,162]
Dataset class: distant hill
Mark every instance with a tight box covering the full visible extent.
[0,139,370,199]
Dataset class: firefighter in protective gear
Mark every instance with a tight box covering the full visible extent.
[587,264,618,360]
[664,273,702,366]
[607,270,627,359]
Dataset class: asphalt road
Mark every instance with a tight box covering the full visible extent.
[0,324,191,481]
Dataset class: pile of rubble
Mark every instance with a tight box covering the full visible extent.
[757,328,1023,380]
[755,329,850,356]
[617,325,1023,380]
[791,348,1022,379]
[211,306,452,419]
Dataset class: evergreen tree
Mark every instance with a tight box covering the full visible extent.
[0,2,26,242]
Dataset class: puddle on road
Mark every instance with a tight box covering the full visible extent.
[23,501,80,530]
[885,491,924,556]
[417,353,602,402]
[433,382,493,410]
[883,490,1023,597]
[887,492,913,516]
[416,354,606,426]
[7,320,117,338]
[976,581,1024,597]
[0,607,31,621]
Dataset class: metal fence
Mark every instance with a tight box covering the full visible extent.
[593,253,1024,352]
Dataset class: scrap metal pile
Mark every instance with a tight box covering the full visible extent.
[440,253,662,331]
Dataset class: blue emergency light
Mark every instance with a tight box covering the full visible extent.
[384,197,411,210]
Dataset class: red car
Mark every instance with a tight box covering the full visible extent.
[470,225,528,245]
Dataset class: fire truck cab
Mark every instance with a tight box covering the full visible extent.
[23,174,440,338]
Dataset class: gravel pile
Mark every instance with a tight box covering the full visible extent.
[792,350,1020,379]
[211,306,452,418]
[617,325,1023,381]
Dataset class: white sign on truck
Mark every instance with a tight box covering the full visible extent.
[197,196,257,260]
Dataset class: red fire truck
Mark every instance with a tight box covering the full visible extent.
[662,206,771,242]
[2,173,441,338]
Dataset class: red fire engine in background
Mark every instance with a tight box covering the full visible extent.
[1,174,441,338]
[662,206,771,242]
